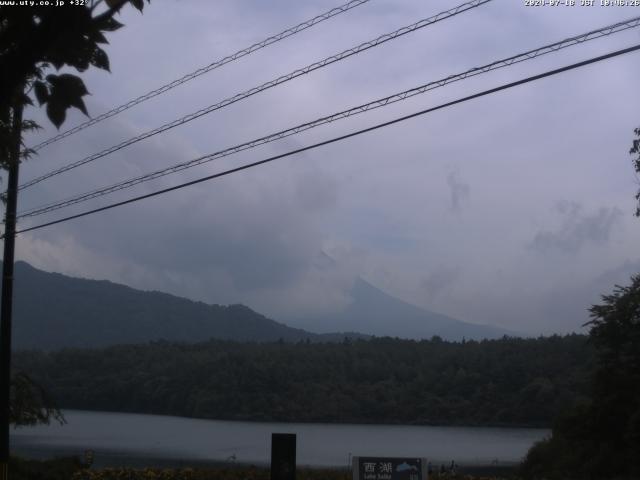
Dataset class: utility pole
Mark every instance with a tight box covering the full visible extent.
[0,101,23,480]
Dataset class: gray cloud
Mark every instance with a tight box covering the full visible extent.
[530,202,623,254]
[536,259,640,332]
[421,266,461,299]
[294,166,339,213]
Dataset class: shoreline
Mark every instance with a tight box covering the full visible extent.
[12,445,520,472]
[55,408,553,430]
[10,456,522,480]
[12,410,540,473]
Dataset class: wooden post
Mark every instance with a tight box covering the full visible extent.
[0,101,23,480]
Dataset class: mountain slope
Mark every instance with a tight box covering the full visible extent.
[6,262,342,350]
[289,277,514,340]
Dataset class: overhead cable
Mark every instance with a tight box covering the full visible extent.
[14,43,640,236]
[19,0,492,190]
[17,14,640,219]
[30,0,373,152]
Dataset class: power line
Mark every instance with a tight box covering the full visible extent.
[17,14,640,219]
[18,0,492,191]
[29,0,372,152]
[14,43,640,236]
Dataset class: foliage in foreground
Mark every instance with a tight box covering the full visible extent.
[632,127,640,217]
[72,466,347,480]
[8,459,516,480]
[71,466,513,480]
[15,334,591,427]
[9,456,83,480]
[521,275,640,479]
[10,371,64,427]
[1,0,152,179]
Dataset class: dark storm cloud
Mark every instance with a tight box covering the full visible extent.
[446,170,470,212]
[530,202,623,254]
[53,179,324,292]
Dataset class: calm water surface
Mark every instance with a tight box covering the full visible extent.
[11,410,548,467]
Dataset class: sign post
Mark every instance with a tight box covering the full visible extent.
[353,457,428,480]
[271,433,296,480]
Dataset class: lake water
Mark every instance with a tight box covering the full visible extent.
[11,410,549,467]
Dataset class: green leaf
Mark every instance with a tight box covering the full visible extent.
[47,73,89,96]
[44,74,90,125]
[69,96,89,117]
[20,93,33,107]
[33,81,49,105]
[99,16,124,32]
[21,147,37,161]
[90,46,110,72]
[50,58,64,70]
[130,0,144,11]
[90,29,109,45]
[46,100,66,129]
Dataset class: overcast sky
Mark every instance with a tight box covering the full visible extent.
[9,0,640,335]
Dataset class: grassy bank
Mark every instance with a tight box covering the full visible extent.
[9,456,84,480]
[9,456,521,480]
[73,467,519,480]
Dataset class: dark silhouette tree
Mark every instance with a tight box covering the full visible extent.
[585,275,640,477]
[1,0,151,145]
[522,275,640,479]
[9,372,63,427]
[0,1,151,476]
[631,127,640,217]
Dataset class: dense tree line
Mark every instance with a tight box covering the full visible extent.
[14,335,591,427]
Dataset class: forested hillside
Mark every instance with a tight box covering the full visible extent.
[14,335,592,427]
[7,262,509,349]
[7,261,361,349]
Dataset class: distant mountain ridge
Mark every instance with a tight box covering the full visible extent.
[6,261,361,350]
[6,261,513,350]
[287,276,514,340]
